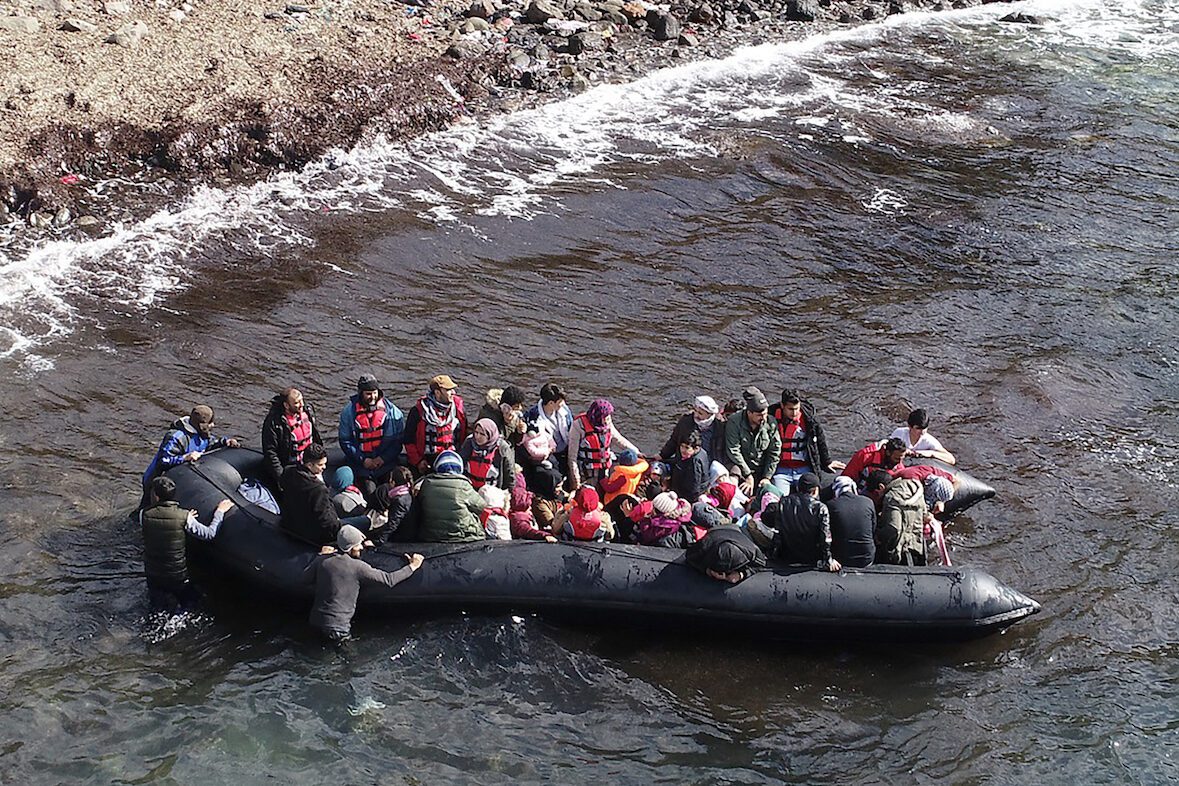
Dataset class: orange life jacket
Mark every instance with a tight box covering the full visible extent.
[575,413,612,472]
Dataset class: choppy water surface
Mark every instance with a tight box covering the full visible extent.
[1,1,1177,782]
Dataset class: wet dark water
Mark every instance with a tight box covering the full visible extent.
[1,2,1177,783]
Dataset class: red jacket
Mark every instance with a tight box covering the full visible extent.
[842,444,904,483]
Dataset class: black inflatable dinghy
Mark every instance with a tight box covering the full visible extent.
[167,449,1038,642]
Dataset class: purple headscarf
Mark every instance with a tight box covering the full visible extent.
[587,398,614,429]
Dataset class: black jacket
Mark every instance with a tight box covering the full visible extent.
[768,399,834,474]
[763,493,834,568]
[827,493,876,568]
[280,464,341,546]
[660,413,726,463]
[671,448,711,501]
[686,526,766,580]
[261,396,323,490]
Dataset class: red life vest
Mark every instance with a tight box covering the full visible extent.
[575,413,612,472]
[415,397,465,460]
[466,444,499,490]
[355,399,388,455]
[284,410,314,463]
[777,414,809,469]
[569,507,604,540]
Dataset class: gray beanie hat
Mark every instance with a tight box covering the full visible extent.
[337,525,365,552]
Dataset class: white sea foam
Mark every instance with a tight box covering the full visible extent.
[1,0,1169,368]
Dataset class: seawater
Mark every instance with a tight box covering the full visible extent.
[0,0,1177,782]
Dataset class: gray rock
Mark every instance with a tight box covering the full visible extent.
[34,0,74,14]
[101,0,130,16]
[76,215,101,228]
[573,3,602,21]
[168,9,186,22]
[285,4,310,13]
[647,10,680,41]
[460,16,490,32]
[687,3,714,23]
[861,6,877,19]
[509,50,531,69]
[999,12,1042,24]
[53,207,71,227]
[526,0,561,24]
[60,18,98,32]
[677,31,698,46]
[530,42,549,60]
[603,10,627,25]
[785,0,819,21]
[567,30,604,54]
[0,17,41,33]
[596,0,624,12]
[465,0,494,19]
[28,212,50,229]
[737,0,759,15]
[0,204,9,224]
[105,19,148,47]
[888,2,904,15]
[446,40,487,58]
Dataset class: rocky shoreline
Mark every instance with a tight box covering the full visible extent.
[0,0,997,236]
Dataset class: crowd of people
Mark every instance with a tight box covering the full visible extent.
[139,373,962,639]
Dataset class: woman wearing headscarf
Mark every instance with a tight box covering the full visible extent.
[458,418,516,492]
[566,398,639,490]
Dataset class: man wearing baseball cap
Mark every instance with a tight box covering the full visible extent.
[141,404,240,505]
[304,524,424,644]
[403,374,468,475]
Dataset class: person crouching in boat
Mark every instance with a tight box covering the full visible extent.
[303,524,423,645]
[141,476,235,611]
[842,437,907,489]
[141,405,240,506]
[723,387,781,499]
[261,387,323,493]
[458,418,516,493]
[566,398,640,490]
[864,469,930,566]
[757,472,841,572]
[409,450,487,542]
[338,374,407,496]
[281,444,371,549]
[686,526,766,584]
[827,476,876,568]
[404,374,468,477]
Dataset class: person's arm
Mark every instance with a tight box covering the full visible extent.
[566,418,584,488]
[610,424,639,455]
[186,499,234,541]
[159,431,193,468]
[724,419,753,480]
[757,423,783,484]
[912,434,955,465]
[261,416,284,488]
[817,503,839,571]
[358,555,422,589]
[812,419,841,472]
[659,418,684,461]
[338,404,363,464]
[498,446,516,491]
[842,448,867,480]
[403,406,425,470]
[377,404,405,467]
[300,554,325,585]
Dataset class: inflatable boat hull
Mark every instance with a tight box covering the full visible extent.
[170,450,1038,642]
